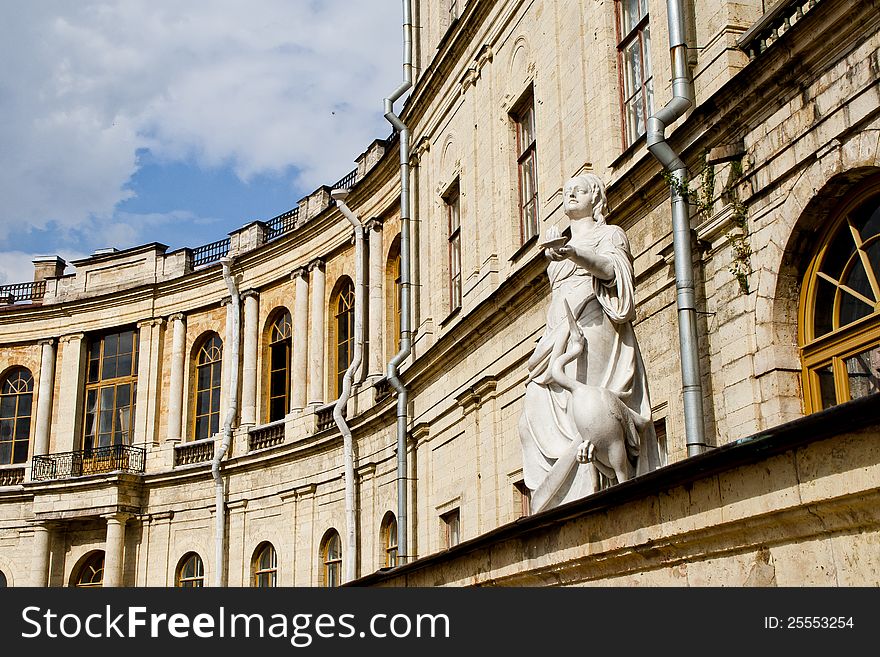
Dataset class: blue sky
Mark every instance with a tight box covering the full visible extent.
[0,1,402,283]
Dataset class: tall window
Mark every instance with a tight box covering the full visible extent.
[446,182,462,311]
[176,552,205,588]
[73,552,104,588]
[801,178,880,412]
[387,237,402,357]
[253,542,277,587]
[268,310,292,422]
[194,334,222,440]
[83,330,138,451]
[0,367,33,465]
[382,512,398,568]
[513,92,539,244]
[334,279,355,398]
[616,0,653,147]
[322,530,342,587]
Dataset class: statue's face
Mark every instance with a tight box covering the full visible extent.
[563,178,593,218]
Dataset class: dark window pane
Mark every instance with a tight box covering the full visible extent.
[195,418,208,441]
[14,417,30,441]
[18,393,32,417]
[117,353,133,378]
[211,363,222,387]
[197,391,210,415]
[102,357,117,380]
[817,365,837,409]
[211,389,221,413]
[118,331,134,354]
[845,345,880,400]
[838,289,872,328]
[104,333,118,357]
[13,437,28,463]
[116,384,130,408]
[197,366,210,391]
[270,370,287,396]
[270,398,285,422]
[814,277,835,337]
[100,387,115,412]
[88,358,99,383]
[210,414,219,436]
[271,343,288,370]
[0,420,12,441]
[99,410,113,434]
[0,442,10,464]
[0,397,15,419]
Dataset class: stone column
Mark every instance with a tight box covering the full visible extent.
[166,314,187,442]
[30,522,51,587]
[220,297,240,428]
[240,290,260,426]
[291,267,310,411]
[55,333,86,453]
[367,218,385,378]
[134,318,164,445]
[103,513,128,587]
[33,338,57,457]
[307,259,326,406]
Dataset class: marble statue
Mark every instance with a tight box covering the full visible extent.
[518,174,660,513]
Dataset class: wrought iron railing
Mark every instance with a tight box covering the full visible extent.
[31,445,146,481]
[174,438,215,466]
[315,403,341,433]
[0,280,46,305]
[192,238,231,268]
[0,466,25,486]
[738,0,821,59]
[265,207,300,241]
[248,420,285,452]
[332,168,358,191]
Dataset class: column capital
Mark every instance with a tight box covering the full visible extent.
[220,296,232,307]
[168,312,186,323]
[59,332,85,344]
[37,337,57,348]
[291,266,309,280]
[308,258,325,272]
[102,511,133,523]
[136,317,165,329]
[365,216,385,232]
[241,288,260,301]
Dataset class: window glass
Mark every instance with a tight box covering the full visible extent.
[0,368,33,465]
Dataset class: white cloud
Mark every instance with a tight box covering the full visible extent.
[0,0,402,279]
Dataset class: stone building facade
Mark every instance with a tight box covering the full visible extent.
[0,0,878,587]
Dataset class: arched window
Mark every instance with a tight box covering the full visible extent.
[322,529,342,587]
[0,570,7,587]
[801,176,880,411]
[386,237,402,358]
[193,333,223,440]
[381,512,398,568]
[267,310,292,422]
[73,552,104,588]
[0,367,33,465]
[83,330,138,450]
[333,279,355,398]
[252,542,277,587]
[176,552,204,588]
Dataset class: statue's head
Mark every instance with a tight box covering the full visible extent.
[563,174,607,224]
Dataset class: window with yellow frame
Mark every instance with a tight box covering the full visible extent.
[800,175,880,412]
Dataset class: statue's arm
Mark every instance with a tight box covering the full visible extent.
[556,245,614,281]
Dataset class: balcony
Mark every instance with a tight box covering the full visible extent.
[173,438,216,466]
[31,445,146,481]
[0,280,46,306]
[738,0,822,60]
[0,466,26,486]
[248,420,285,452]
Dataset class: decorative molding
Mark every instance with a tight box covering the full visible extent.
[168,312,186,323]
[59,332,85,344]
[37,338,56,347]
[291,266,309,280]
[365,217,385,232]
[240,289,260,301]
[136,317,165,329]
[456,375,498,413]
[308,258,325,273]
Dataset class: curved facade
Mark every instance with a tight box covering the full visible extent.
[0,0,879,587]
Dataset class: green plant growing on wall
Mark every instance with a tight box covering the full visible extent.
[661,154,751,294]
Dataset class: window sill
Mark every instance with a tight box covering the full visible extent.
[609,133,648,170]
[508,234,539,263]
[439,306,462,329]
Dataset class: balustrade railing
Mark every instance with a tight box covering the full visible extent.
[0,466,25,486]
[192,238,231,268]
[31,445,146,481]
[248,421,285,452]
[173,438,216,466]
[738,0,821,59]
[0,280,46,306]
[315,403,341,433]
[332,168,357,192]
[265,207,300,241]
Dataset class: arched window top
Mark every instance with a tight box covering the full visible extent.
[381,512,398,568]
[197,333,223,365]
[0,570,6,587]
[321,529,342,587]
[253,542,277,587]
[800,176,880,412]
[269,309,292,343]
[1,368,33,395]
[73,551,104,588]
[176,552,204,588]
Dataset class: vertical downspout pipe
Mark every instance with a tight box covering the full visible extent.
[330,189,364,583]
[384,0,413,563]
[212,256,241,586]
[646,0,707,457]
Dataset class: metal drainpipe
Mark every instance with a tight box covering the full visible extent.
[646,0,707,457]
[212,256,241,586]
[384,0,413,563]
[330,189,364,583]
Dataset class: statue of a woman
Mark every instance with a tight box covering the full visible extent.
[518,174,660,513]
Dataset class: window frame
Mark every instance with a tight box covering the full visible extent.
[73,551,105,588]
[0,367,34,465]
[266,310,292,423]
[193,333,223,441]
[387,237,402,359]
[381,512,398,568]
[252,542,277,587]
[512,90,539,245]
[615,0,654,149]
[175,552,205,588]
[441,508,460,549]
[322,529,342,587]
[332,279,356,399]
[82,329,139,451]
[799,175,880,413]
[445,181,462,312]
